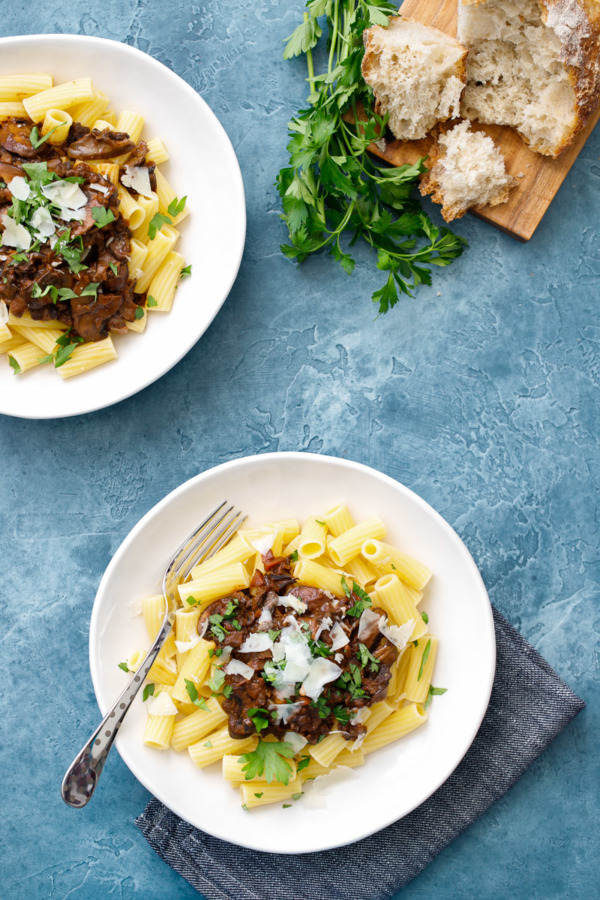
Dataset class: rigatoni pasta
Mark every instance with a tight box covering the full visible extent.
[125,506,444,811]
[0,74,191,379]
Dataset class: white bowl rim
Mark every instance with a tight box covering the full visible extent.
[0,33,246,420]
[89,451,496,853]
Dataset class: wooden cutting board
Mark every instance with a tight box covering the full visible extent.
[369,0,600,240]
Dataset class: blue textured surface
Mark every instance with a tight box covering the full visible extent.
[1,2,598,899]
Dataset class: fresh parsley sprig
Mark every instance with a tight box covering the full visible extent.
[240,738,295,784]
[278,1,466,312]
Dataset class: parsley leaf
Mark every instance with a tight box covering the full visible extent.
[417,639,432,681]
[254,791,264,799]
[345,580,373,617]
[204,740,213,748]
[185,678,208,709]
[91,207,116,229]
[296,756,311,772]
[179,263,192,280]
[8,355,21,374]
[146,295,158,307]
[109,262,119,276]
[424,684,447,710]
[29,123,61,149]
[268,629,281,642]
[240,739,295,784]
[289,550,299,562]
[208,668,226,693]
[357,642,379,672]
[167,195,186,218]
[421,611,429,624]
[333,705,352,724]
[310,696,330,718]
[278,1,465,312]
[143,683,155,701]
[118,661,130,672]
[147,212,171,240]
[247,707,271,733]
[134,306,145,320]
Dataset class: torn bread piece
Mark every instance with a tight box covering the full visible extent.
[458,0,600,157]
[419,120,516,221]
[362,16,468,141]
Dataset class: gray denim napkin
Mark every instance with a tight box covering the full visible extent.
[135,607,585,900]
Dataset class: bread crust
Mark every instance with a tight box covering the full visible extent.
[362,16,468,138]
[460,0,600,156]
[419,121,515,221]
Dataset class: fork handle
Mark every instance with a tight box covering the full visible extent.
[61,622,170,808]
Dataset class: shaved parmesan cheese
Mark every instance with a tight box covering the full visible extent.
[163,657,178,674]
[147,692,178,716]
[31,206,56,240]
[300,658,342,700]
[87,183,110,195]
[284,731,308,753]
[257,606,273,628]
[350,707,371,725]
[249,532,276,556]
[223,658,254,680]
[8,176,30,201]
[56,206,86,223]
[41,179,87,211]
[274,684,297,701]
[175,636,201,654]
[357,608,384,642]
[351,731,366,751]
[219,646,232,665]
[239,632,273,654]
[280,643,312,684]
[329,621,349,651]
[302,766,357,809]
[197,618,209,639]
[269,702,304,724]
[1,214,31,251]
[278,594,307,614]
[314,616,332,640]
[121,165,153,198]
[379,618,414,651]
[334,652,343,664]
[128,596,143,617]
[0,303,7,326]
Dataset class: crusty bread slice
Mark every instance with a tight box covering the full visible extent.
[458,0,600,157]
[419,120,516,221]
[362,16,468,141]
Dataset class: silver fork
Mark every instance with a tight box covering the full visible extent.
[61,500,246,808]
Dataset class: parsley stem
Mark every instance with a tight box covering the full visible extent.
[328,0,340,74]
[305,13,316,97]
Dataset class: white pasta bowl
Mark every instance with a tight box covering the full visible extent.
[0,34,245,419]
[89,451,496,854]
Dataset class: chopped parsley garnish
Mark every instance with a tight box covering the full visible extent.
[109,262,119,276]
[9,251,30,265]
[185,596,198,606]
[54,229,88,274]
[8,356,21,374]
[247,707,271,733]
[167,195,187,218]
[296,756,311,772]
[146,295,158,307]
[262,658,287,684]
[208,668,226,693]
[185,679,208,709]
[309,638,333,658]
[315,519,325,526]
[291,792,303,801]
[208,614,229,642]
[118,661,130,672]
[343,578,373,618]
[223,599,239,618]
[240,738,295,784]
[421,611,429,624]
[424,685,447,710]
[52,330,84,368]
[335,665,366,699]
[179,263,192,280]
[310,696,330,718]
[268,629,281,642]
[142,683,155,701]
[134,306,145,320]
[417,639,432,681]
[147,212,172,239]
[283,804,292,809]
[289,550,299,562]
[29,123,61,149]
[332,705,352,724]
[254,792,264,799]
[91,206,116,229]
[357,642,379,673]
[204,741,213,748]
[222,684,233,699]
[241,803,248,811]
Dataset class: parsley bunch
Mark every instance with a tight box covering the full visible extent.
[278,0,466,312]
